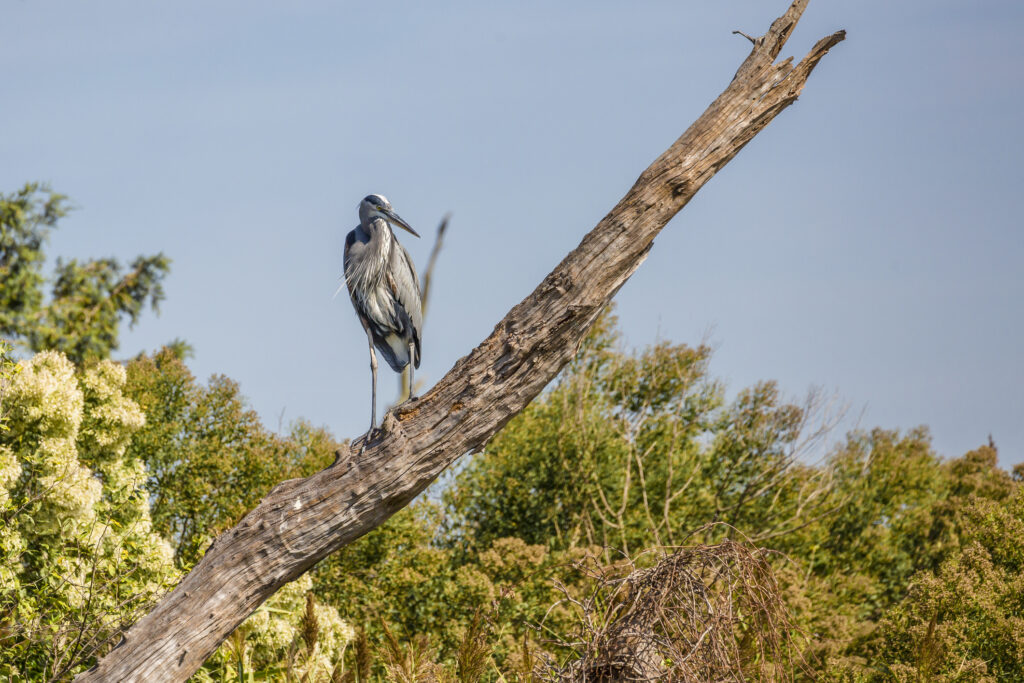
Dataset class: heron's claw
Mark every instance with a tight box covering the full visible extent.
[357,426,380,454]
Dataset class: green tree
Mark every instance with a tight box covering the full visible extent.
[439,313,1024,680]
[312,499,593,678]
[860,477,1024,681]
[443,311,833,559]
[0,183,169,363]
[0,341,20,434]
[771,428,953,673]
[123,348,339,567]
[304,312,843,677]
[778,437,1023,678]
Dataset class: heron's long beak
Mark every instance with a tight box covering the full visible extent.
[383,209,419,238]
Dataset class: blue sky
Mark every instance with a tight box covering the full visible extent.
[3,0,1022,467]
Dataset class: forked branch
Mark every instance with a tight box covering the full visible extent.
[79,3,844,680]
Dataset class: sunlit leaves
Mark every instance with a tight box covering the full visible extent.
[0,184,169,363]
[0,352,175,680]
[124,348,340,567]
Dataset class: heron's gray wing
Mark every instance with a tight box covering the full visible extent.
[387,241,423,368]
[344,227,389,344]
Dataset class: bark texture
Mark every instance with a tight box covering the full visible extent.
[79,3,843,680]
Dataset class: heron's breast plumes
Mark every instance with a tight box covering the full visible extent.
[345,223,392,298]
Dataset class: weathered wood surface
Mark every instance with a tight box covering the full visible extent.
[79,3,843,680]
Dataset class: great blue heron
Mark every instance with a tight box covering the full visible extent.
[343,194,423,433]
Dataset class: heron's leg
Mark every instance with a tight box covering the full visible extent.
[366,329,378,432]
[408,341,416,399]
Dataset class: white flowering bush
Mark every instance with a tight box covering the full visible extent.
[0,351,176,680]
[0,348,354,681]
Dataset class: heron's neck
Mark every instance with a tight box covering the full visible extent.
[362,218,393,279]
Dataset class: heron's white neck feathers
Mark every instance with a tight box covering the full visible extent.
[345,219,392,296]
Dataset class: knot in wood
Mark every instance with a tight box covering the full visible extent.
[545,271,572,295]
[378,412,410,448]
[505,332,525,352]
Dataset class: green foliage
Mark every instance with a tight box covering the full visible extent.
[443,311,831,560]
[0,351,177,680]
[869,489,1024,682]
[315,503,453,642]
[810,429,950,608]
[0,349,349,681]
[0,184,66,337]
[123,348,339,567]
[434,315,1023,680]
[799,443,1022,681]
[0,341,20,434]
[3,246,1022,682]
[779,438,1024,679]
[313,500,592,678]
[0,183,169,363]
[770,428,949,672]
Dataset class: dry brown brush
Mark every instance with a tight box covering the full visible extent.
[541,537,804,682]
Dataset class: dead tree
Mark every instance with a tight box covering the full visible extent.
[78,2,843,680]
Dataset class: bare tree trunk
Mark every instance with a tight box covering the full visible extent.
[78,3,843,680]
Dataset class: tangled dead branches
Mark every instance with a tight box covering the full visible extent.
[542,538,804,682]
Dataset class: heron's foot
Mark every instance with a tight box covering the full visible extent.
[357,426,380,454]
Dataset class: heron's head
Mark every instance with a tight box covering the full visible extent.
[359,194,420,238]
